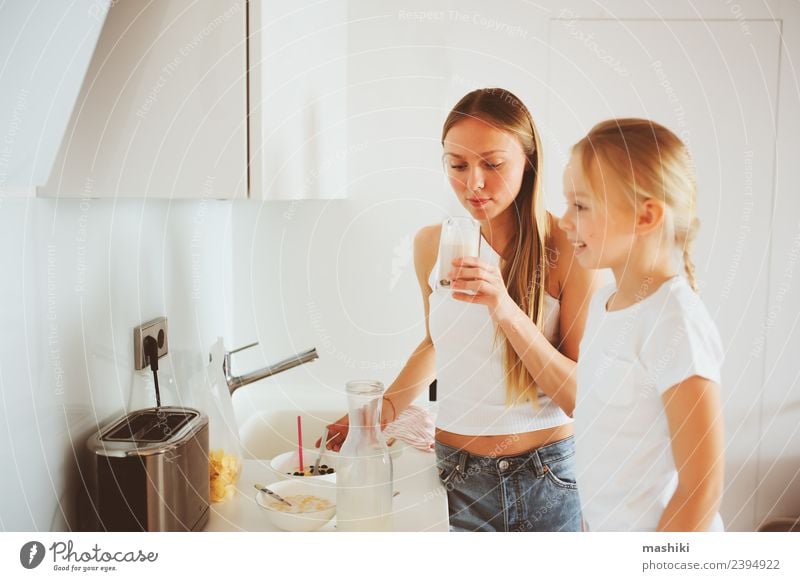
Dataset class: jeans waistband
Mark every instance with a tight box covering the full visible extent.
[435,435,575,477]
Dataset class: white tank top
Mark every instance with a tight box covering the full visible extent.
[428,235,572,435]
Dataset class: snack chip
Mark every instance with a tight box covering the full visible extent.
[208,448,241,503]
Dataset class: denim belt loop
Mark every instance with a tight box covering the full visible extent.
[457,450,469,476]
[530,449,546,478]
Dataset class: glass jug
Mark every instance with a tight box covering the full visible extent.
[336,380,393,531]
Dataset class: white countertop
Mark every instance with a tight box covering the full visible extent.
[204,445,449,532]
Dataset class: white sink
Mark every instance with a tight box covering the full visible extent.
[238,409,339,459]
[229,374,343,459]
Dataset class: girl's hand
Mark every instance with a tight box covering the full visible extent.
[449,257,516,320]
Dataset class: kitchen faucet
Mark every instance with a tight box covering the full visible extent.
[223,341,319,395]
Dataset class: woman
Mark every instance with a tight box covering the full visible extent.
[321,88,601,531]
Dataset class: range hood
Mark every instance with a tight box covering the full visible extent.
[0,0,111,192]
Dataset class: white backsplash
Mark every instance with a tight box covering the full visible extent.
[0,196,232,531]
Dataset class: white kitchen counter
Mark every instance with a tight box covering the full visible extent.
[204,445,449,532]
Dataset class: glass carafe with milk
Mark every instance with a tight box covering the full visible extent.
[336,380,393,531]
[435,217,481,292]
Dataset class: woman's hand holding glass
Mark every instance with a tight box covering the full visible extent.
[449,257,516,321]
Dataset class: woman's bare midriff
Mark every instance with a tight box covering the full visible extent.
[435,422,574,457]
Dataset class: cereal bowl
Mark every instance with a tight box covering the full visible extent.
[270,448,338,482]
[255,479,336,532]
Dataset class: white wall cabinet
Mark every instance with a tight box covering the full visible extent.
[248,0,349,200]
[0,0,111,195]
[38,0,247,199]
[36,0,348,200]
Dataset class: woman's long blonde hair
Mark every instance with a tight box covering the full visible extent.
[442,88,548,408]
[573,118,699,290]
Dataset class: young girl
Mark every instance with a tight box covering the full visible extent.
[320,88,600,531]
[559,119,725,531]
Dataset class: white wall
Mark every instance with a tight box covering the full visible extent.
[0,196,233,531]
[231,0,800,531]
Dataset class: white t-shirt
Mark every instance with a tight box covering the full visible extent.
[574,275,724,531]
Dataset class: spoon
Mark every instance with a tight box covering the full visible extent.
[254,483,292,507]
[313,427,329,475]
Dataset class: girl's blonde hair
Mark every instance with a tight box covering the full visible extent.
[573,118,699,291]
[442,88,548,408]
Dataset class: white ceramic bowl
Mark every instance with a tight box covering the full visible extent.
[255,479,336,532]
[270,448,338,482]
[271,440,404,482]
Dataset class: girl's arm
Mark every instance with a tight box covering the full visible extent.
[657,376,725,531]
[451,224,602,416]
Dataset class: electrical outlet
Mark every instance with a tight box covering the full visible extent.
[134,317,168,370]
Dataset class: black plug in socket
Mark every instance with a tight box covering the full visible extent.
[134,317,168,371]
[143,335,159,372]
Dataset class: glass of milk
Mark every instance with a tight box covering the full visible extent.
[435,217,481,292]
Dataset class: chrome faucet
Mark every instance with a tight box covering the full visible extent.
[223,341,319,395]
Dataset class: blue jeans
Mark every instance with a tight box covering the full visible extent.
[434,436,581,532]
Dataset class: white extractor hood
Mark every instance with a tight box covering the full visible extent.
[0,0,111,192]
